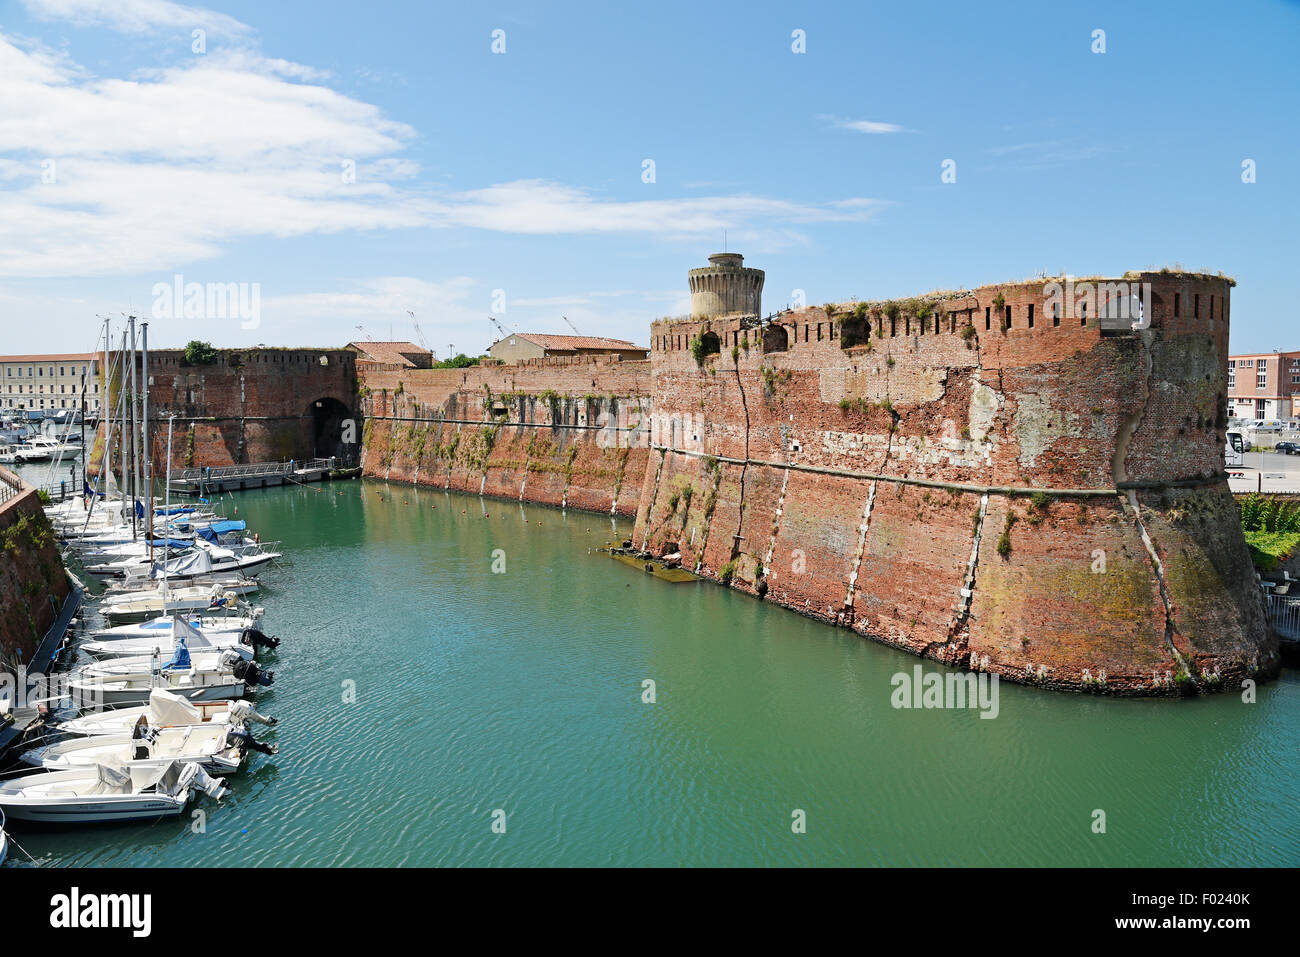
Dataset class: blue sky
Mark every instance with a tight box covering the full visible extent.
[0,0,1296,357]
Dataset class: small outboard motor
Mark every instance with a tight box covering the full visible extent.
[231,657,274,688]
[239,627,280,650]
[225,727,278,756]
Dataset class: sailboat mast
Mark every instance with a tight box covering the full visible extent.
[163,415,175,602]
[128,316,140,541]
[142,321,152,558]
[118,327,127,509]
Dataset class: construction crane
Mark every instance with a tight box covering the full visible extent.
[407,311,436,360]
[487,315,510,342]
[354,324,374,342]
[562,315,580,336]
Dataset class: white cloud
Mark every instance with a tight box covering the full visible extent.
[20,0,252,37]
[819,115,906,134]
[422,180,884,237]
[0,29,887,281]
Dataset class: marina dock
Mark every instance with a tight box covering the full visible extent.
[167,457,345,495]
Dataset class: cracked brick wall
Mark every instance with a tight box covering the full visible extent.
[94,348,359,473]
[360,358,652,517]
[636,272,1278,695]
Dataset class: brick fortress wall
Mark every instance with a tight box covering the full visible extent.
[0,467,70,668]
[635,272,1278,695]
[93,348,359,474]
[359,355,653,516]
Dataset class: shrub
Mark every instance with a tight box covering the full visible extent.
[690,336,704,365]
[997,513,1017,557]
[183,340,218,365]
[719,558,739,583]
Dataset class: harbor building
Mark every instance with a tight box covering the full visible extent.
[1227,349,1300,420]
[0,353,103,415]
[346,341,435,370]
[486,333,648,365]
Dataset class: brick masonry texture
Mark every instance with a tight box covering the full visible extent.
[0,468,69,666]
[92,348,359,474]
[355,273,1276,695]
[632,273,1278,695]
[360,356,652,517]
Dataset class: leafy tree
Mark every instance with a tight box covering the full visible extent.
[183,340,219,365]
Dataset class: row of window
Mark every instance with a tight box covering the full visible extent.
[1,398,101,409]
[1233,358,1300,369]
[5,383,99,394]
[1227,372,1300,388]
[3,365,92,377]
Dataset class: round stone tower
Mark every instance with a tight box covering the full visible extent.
[688,253,764,319]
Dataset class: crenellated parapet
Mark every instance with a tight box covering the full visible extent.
[637,266,1274,695]
[687,252,764,319]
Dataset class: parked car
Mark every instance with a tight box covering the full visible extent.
[1276,442,1300,455]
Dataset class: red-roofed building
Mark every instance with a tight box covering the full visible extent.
[346,341,435,370]
[487,333,648,365]
[0,353,103,413]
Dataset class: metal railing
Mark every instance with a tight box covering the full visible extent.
[170,458,336,482]
[1266,593,1300,640]
[0,467,22,507]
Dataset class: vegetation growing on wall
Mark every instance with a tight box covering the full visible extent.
[183,340,219,365]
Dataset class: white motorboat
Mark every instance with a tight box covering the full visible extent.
[13,443,50,463]
[21,724,248,774]
[84,612,263,640]
[0,760,227,824]
[77,646,253,679]
[55,689,277,737]
[24,436,80,461]
[79,636,254,665]
[99,583,249,624]
[67,648,273,708]
[104,540,281,583]
[79,614,277,660]
[0,810,8,866]
[0,445,17,464]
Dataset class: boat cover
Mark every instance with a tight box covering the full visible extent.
[197,520,246,543]
[152,548,214,579]
[148,689,202,727]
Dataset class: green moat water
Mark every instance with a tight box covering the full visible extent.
[14,477,1300,866]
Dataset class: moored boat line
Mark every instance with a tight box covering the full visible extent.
[0,321,291,853]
